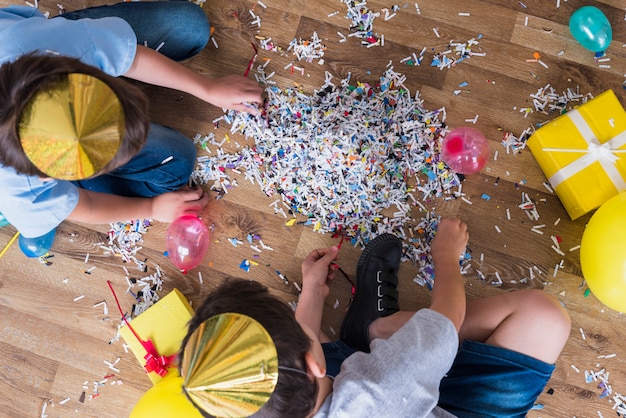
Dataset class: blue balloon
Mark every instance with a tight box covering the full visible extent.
[569,6,612,52]
[19,229,56,257]
[0,212,10,228]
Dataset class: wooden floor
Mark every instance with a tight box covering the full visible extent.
[1,0,625,416]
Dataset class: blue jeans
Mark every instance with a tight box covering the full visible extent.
[322,340,358,378]
[438,341,555,418]
[57,0,211,61]
[60,1,210,196]
[73,124,197,197]
[323,339,554,417]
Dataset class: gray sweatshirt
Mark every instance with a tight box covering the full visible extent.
[315,309,458,418]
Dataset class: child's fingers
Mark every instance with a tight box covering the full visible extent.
[320,246,339,263]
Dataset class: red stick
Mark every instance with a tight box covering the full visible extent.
[243,42,258,77]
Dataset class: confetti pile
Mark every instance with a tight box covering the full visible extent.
[343,0,380,46]
[101,219,152,270]
[516,83,593,122]
[98,220,164,316]
[124,270,164,317]
[288,31,326,64]
[193,65,469,283]
[528,84,593,115]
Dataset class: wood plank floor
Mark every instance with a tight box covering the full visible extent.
[1,0,625,416]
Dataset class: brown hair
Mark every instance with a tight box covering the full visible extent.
[180,278,319,418]
[0,53,150,178]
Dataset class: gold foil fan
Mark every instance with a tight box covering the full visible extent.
[180,313,279,418]
[19,73,125,180]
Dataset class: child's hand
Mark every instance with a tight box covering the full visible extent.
[300,246,339,299]
[431,217,469,265]
[205,75,263,114]
[150,186,209,222]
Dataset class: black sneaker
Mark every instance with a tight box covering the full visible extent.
[339,233,402,352]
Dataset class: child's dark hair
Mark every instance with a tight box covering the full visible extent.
[180,278,319,418]
[0,53,150,178]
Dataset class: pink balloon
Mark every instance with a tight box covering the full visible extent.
[441,127,490,175]
[165,216,210,273]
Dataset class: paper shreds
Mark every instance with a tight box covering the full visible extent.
[193,66,468,284]
[343,0,380,46]
[99,219,163,317]
[408,211,471,289]
[109,268,165,345]
[126,269,164,317]
[528,84,593,116]
[500,127,533,155]
[101,220,152,271]
[584,367,626,414]
[503,84,593,154]
[288,31,326,63]
[430,36,485,70]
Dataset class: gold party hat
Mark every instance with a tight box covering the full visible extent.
[180,313,279,418]
[19,73,125,180]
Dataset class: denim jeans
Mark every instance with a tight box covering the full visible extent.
[57,0,211,61]
[322,340,357,378]
[438,341,555,418]
[73,123,197,197]
[60,1,211,196]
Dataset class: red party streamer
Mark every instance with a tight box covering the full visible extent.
[107,280,175,377]
[243,42,258,77]
[330,232,355,297]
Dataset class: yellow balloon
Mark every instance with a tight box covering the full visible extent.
[580,191,626,312]
[131,370,203,418]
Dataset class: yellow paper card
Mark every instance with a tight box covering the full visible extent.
[119,288,194,385]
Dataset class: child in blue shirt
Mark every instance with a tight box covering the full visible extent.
[0,2,262,238]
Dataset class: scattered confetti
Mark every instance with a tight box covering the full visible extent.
[192,65,472,285]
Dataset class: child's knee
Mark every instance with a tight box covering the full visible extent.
[177,3,211,55]
[527,289,571,335]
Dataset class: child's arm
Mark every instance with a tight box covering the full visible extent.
[67,186,209,225]
[428,218,469,332]
[124,46,263,114]
[295,246,339,341]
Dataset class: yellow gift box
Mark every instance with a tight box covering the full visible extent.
[119,288,194,385]
[527,90,626,220]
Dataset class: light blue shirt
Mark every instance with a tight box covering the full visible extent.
[0,168,80,239]
[0,5,137,237]
[0,5,137,76]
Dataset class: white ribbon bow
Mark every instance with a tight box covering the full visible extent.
[542,108,626,190]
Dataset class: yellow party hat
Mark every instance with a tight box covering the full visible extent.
[19,73,125,180]
[180,313,279,418]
